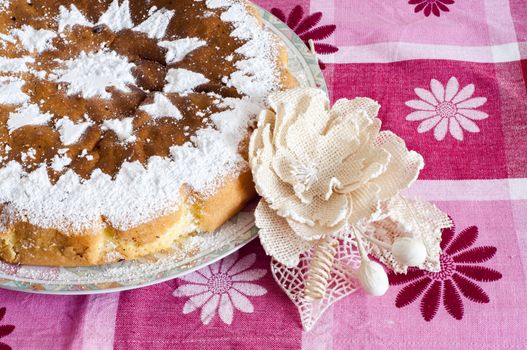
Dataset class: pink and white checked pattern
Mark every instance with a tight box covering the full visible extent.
[1,1,526,349]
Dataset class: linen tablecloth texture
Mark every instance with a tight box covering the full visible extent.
[1,1,526,349]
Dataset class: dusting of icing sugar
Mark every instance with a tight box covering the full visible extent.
[0,33,15,48]
[0,0,282,233]
[7,103,53,133]
[55,117,92,145]
[20,148,36,163]
[102,118,137,143]
[51,50,136,99]
[97,0,133,32]
[0,56,33,73]
[164,68,209,94]
[133,8,174,39]
[50,154,72,172]
[207,0,280,101]
[0,98,259,231]
[11,25,57,54]
[140,93,183,120]
[57,4,93,33]
[0,77,28,105]
[158,38,206,64]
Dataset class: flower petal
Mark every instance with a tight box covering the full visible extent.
[452,274,490,303]
[219,251,239,273]
[432,3,440,16]
[300,25,336,42]
[457,109,489,120]
[406,110,437,121]
[456,115,480,133]
[0,308,5,322]
[452,246,497,264]
[287,214,347,241]
[440,222,456,250]
[270,8,286,22]
[417,115,442,133]
[287,5,303,29]
[295,12,322,35]
[436,2,450,11]
[456,265,502,282]
[256,200,314,267]
[444,77,459,101]
[395,277,431,308]
[219,293,234,325]
[314,43,339,55]
[182,292,212,314]
[449,118,464,141]
[420,280,442,321]
[405,99,436,111]
[452,84,475,104]
[434,118,448,141]
[227,253,256,276]
[0,325,15,338]
[232,282,268,296]
[388,268,425,285]
[456,97,487,109]
[424,3,432,16]
[443,279,464,320]
[414,88,439,106]
[173,283,209,297]
[430,79,445,102]
[200,294,220,325]
[228,288,255,313]
[373,131,424,200]
[414,2,427,13]
[178,272,208,284]
[445,226,478,254]
[199,266,212,278]
[209,261,220,275]
[231,268,267,282]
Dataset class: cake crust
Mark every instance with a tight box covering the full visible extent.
[0,0,296,266]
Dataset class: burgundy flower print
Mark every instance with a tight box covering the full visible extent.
[389,222,502,321]
[409,0,455,17]
[0,307,14,350]
[271,5,338,69]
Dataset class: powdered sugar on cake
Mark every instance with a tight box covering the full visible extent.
[11,25,57,53]
[96,0,134,32]
[0,56,33,73]
[140,93,183,120]
[0,0,282,232]
[164,68,210,94]
[52,50,136,99]
[0,77,29,104]
[159,38,207,64]
[7,104,54,133]
[57,5,93,33]
[55,117,93,145]
[133,8,175,39]
[101,118,137,143]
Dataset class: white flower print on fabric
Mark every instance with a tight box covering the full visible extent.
[173,252,267,325]
[405,77,488,141]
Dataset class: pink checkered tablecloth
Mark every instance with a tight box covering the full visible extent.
[1,0,526,349]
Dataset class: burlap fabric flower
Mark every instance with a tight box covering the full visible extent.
[249,88,425,267]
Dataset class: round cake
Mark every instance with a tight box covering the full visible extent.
[0,0,296,266]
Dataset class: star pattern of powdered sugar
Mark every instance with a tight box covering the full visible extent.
[0,0,209,148]
[0,0,281,233]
